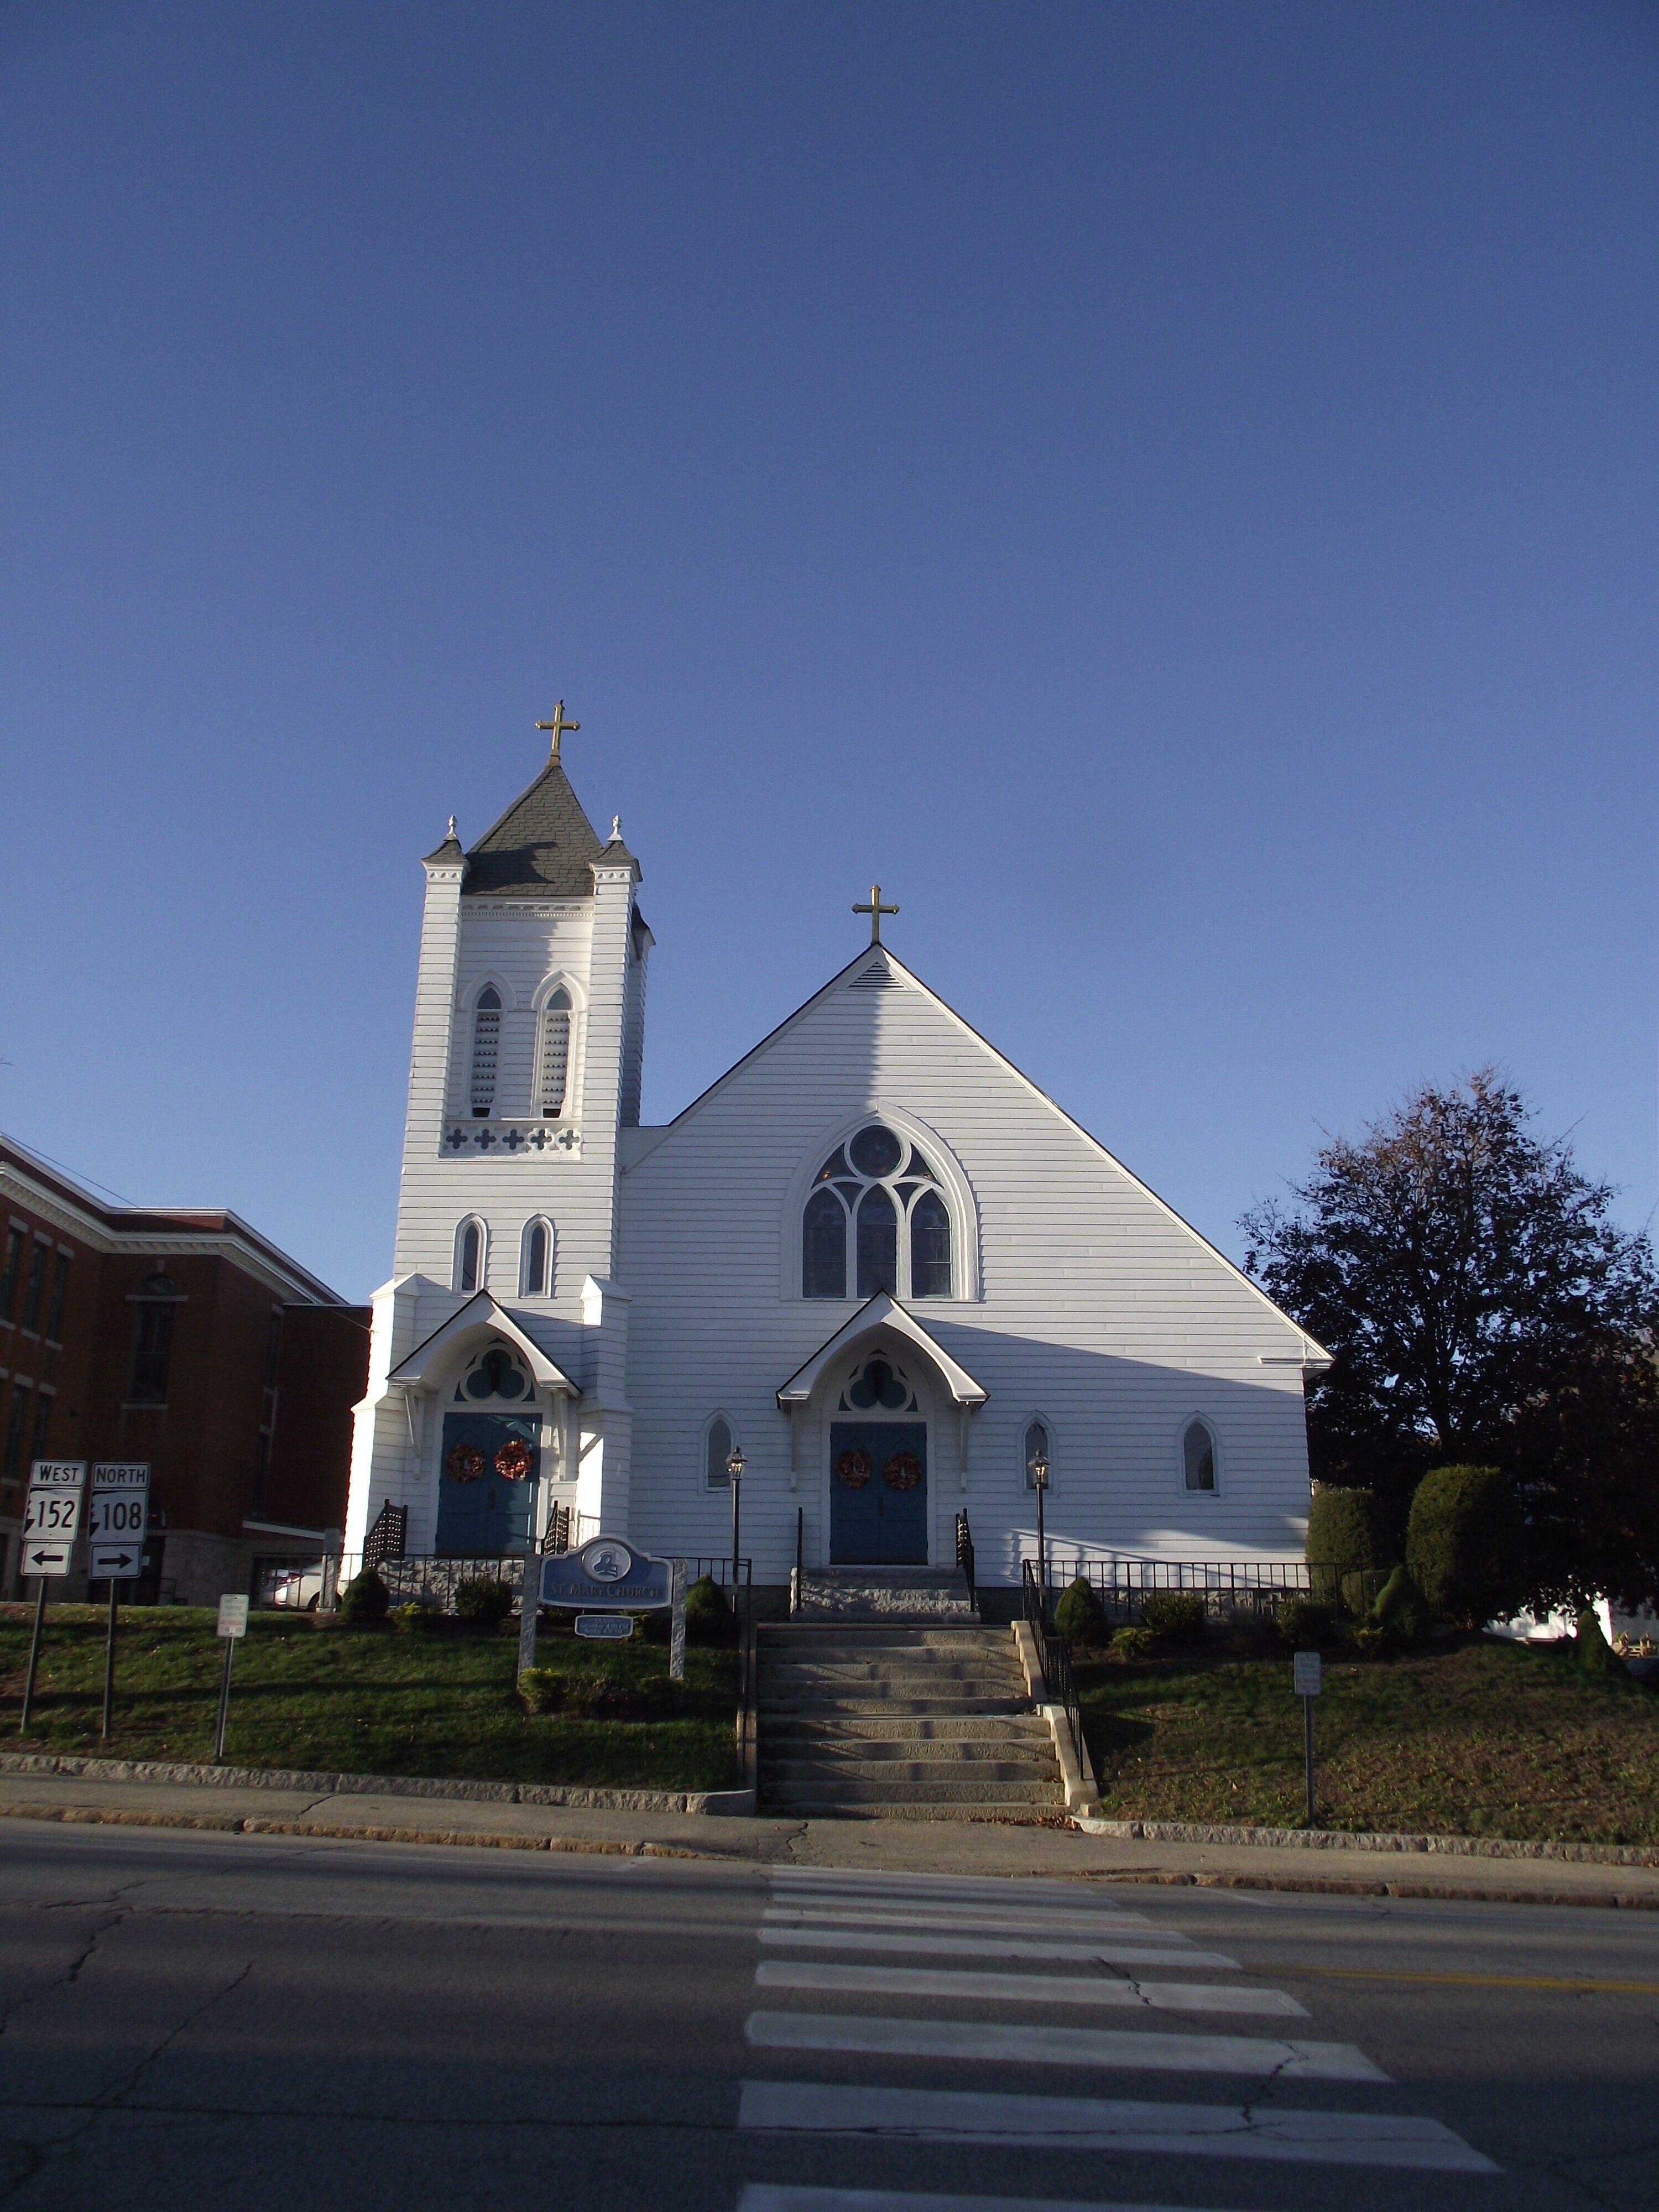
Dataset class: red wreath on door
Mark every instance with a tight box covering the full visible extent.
[445,1443,486,1484]
[494,1437,533,1482]
[883,1450,924,1491]
[834,1447,873,1489]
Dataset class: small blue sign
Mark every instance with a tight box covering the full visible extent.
[540,1536,673,1611]
[575,1614,635,1640]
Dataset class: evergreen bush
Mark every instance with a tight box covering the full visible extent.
[1275,1597,1335,1647]
[1141,1591,1207,1644]
[1052,1577,1109,1648]
[1574,1609,1629,1682]
[1306,1485,1387,1567]
[1112,1625,1156,1662]
[338,1569,389,1623]
[453,1576,515,1626]
[1369,1563,1433,1645]
[684,1574,732,1643]
[1406,1465,1528,1626]
[390,1599,441,1636]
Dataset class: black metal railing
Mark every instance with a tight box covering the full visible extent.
[956,1509,977,1610]
[1045,1556,1390,1623]
[1022,1557,1083,1771]
[252,1547,754,1621]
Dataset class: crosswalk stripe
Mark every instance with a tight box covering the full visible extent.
[765,1906,1167,1938]
[737,2082,1498,2171]
[754,1961,1308,2017]
[738,2190,1239,2212]
[745,2009,1385,2080]
[760,1927,1239,1970]
[770,1871,1135,1911]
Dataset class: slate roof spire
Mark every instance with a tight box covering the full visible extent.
[461,740,608,899]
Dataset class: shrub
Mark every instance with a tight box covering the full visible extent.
[1141,1591,1207,1645]
[1346,1623,1388,1659]
[1369,1563,1433,1645]
[518,1667,566,1714]
[1275,1597,1335,1648]
[338,1569,389,1623]
[1112,1625,1156,1663]
[1053,1577,1108,1648]
[1307,1485,1387,1568]
[1406,1465,1528,1626]
[453,1576,516,1626]
[390,1599,441,1636]
[519,1668,686,1720]
[684,1574,732,1643]
[1574,1609,1629,1682]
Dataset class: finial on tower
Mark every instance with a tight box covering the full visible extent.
[853,884,899,946]
[609,815,623,843]
[535,700,581,761]
[446,815,457,840]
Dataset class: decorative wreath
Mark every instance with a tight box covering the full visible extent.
[494,1437,533,1483]
[833,1447,873,1489]
[883,1450,924,1492]
[445,1443,486,1484]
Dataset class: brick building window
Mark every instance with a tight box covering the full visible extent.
[20,1241,48,1332]
[128,1275,179,1404]
[2,1385,30,1483]
[45,1253,70,1344]
[0,1228,23,1319]
[32,1389,51,1455]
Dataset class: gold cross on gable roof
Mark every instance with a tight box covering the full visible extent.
[853,883,899,945]
[535,700,581,761]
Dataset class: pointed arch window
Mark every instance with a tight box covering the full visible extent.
[705,1413,737,1489]
[469,986,502,1118]
[538,988,572,1117]
[1182,1417,1218,1494]
[455,1218,487,1295]
[801,1123,952,1298]
[520,1217,554,1297]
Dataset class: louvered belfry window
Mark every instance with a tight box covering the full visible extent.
[469,987,501,1117]
[538,988,572,1117]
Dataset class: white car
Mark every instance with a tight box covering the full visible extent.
[261,1564,324,1610]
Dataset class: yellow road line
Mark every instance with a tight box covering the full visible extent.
[1291,1965,1659,1995]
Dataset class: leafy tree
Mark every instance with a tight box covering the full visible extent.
[1242,1071,1659,1592]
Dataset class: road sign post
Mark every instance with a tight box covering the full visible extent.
[1293,1648,1323,1825]
[214,1593,249,1763]
[19,1462,87,1736]
[88,1464,150,1740]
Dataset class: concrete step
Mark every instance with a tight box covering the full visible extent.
[763,1668,1026,1693]
[761,1714,1052,1743]
[760,1695,1032,1717]
[763,1762,1058,1788]
[762,1629,1009,1653]
[765,1776,1063,1807]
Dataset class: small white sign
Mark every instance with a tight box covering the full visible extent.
[575,1614,635,1640]
[1293,1650,1323,1697]
[23,1538,75,1579]
[217,1594,250,1640]
[89,1543,146,1581]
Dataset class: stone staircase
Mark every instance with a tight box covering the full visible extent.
[756,1623,1065,1820]
[791,1567,978,1623]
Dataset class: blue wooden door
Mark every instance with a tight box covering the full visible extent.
[830,1422,928,1564]
[436,1414,537,1555]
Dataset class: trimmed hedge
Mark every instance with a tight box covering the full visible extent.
[1141,1591,1207,1645]
[1306,1485,1387,1567]
[1053,1577,1109,1648]
[1406,1464,1527,1626]
[338,1569,389,1623]
[684,1574,732,1644]
[1275,1597,1336,1647]
[453,1576,515,1626]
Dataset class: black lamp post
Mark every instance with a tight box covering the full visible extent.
[1031,1449,1050,1616]
[727,1446,746,1596]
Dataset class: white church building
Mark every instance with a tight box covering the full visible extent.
[345,718,1329,1593]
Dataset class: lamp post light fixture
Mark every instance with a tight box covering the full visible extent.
[727,1446,746,1598]
[1030,1450,1050,1616]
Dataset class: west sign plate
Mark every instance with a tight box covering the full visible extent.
[540,1537,673,1610]
[23,1461,86,1576]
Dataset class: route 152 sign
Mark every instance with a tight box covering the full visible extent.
[23,1460,87,1578]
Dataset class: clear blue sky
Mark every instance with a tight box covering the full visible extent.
[3,2,1655,1301]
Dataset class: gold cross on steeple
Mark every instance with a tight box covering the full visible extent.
[535,700,581,761]
[853,884,899,945]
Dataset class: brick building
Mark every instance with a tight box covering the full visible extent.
[1,1135,369,1603]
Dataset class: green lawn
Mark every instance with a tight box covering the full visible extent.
[1076,1632,1659,1846]
[0,1605,742,1792]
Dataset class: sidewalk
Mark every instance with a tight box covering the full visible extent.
[4,1767,1657,1907]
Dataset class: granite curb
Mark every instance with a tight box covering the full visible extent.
[1073,1813,1659,1867]
[0,1750,754,1817]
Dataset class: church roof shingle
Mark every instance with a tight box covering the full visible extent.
[461,756,607,898]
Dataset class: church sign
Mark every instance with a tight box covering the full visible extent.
[539,1536,673,1611]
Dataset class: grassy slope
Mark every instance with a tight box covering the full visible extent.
[0,1606,740,1792]
[1076,1634,1659,1845]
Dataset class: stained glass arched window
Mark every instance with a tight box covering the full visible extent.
[1182,1418,1217,1493]
[801,1124,952,1298]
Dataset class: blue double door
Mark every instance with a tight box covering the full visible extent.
[830,1421,929,1564]
[435,1413,537,1554]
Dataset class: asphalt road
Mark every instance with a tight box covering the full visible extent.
[0,1822,1654,2212]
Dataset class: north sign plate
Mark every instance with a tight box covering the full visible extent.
[88,1463,149,1574]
